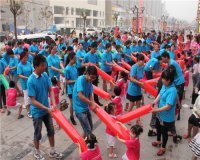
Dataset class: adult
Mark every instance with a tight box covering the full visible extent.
[27,55,63,159]
[17,51,33,118]
[76,43,86,76]
[151,66,177,156]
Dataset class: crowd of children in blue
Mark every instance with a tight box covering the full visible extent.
[0,30,200,160]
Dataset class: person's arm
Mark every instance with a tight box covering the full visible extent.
[130,76,143,87]
[18,74,28,80]
[10,66,17,70]
[49,87,56,108]
[78,91,93,106]
[30,96,54,113]
[66,79,76,84]
[105,60,113,67]
[50,66,62,73]
[152,104,171,113]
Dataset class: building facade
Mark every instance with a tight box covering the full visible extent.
[49,0,105,29]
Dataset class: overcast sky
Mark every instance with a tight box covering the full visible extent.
[163,0,198,22]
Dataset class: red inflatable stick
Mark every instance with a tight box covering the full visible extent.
[122,60,131,70]
[88,63,114,82]
[176,60,185,71]
[161,63,167,68]
[131,55,137,63]
[93,85,110,100]
[91,104,130,140]
[140,79,158,97]
[80,144,102,160]
[4,66,10,75]
[116,104,152,123]
[142,77,159,86]
[52,109,88,152]
[113,63,129,74]
[153,72,162,78]
[141,52,149,62]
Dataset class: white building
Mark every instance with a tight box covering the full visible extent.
[49,0,105,29]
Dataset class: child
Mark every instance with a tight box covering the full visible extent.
[119,124,143,160]
[50,76,60,129]
[6,81,24,119]
[189,132,200,160]
[104,103,117,158]
[112,86,123,116]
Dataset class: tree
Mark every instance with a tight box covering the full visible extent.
[77,8,87,34]
[40,6,53,30]
[9,0,23,39]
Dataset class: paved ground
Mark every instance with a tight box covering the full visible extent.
[0,75,197,160]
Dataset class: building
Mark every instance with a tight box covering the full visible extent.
[49,0,105,29]
[0,0,52,33]
[105,0,165,32]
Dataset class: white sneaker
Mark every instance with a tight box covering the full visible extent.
[27,112,32,118]
[34,151,45,160]
[49,151,63,159]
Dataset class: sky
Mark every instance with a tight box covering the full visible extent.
[163,0,199,22]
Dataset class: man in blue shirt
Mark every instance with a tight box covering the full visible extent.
[38,45,50,58]
[73,66,97,137]
[124,40,134,66]
[76,43,86,76]
[30,39,39,56]
[14,41,24,55]
[151,44,161,59]
[161,51,185,120]
[82,42,103,106]
[27,55,62,159]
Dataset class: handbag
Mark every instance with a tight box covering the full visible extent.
[60,99,68,111]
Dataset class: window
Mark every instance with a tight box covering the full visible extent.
[93,10,98,17]
[71,8,74,15]
[66,7,69,15]
[99,11,101,17]
[88,0,97,5]
[54,6,64,14]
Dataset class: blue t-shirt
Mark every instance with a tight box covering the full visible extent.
[97,45,104,53]
[65,64,78,95]
[102,40,109,48]
[57,43,67,52]
[159,84,177,122]
[115,39,122,45]
[87,39,94,46]
[123,46,132,63]
[151,51,160,59]
[0,59,6,74]
[14,47,24,55]
[101,51,112,72]
[17,61,33,90]
[30,45,39,53]
[169,51,175,59]
[169,59,185,86]
[144,58,159,72]
[38,49,49,58]
[136,45,143,53]
[127,64,144,96]
[83,52,100,64]
[112,51,122,63]
[9,56,19,76]
[2,52,10,66]
[47,54,61,78]
[130,45,138,53]
[76,49,86,68]
[27,72,51,118]
[27,54,33,64]
[73,75,93,114]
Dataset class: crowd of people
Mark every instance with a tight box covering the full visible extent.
[0,29,200,160]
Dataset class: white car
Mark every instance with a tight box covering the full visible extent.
[86,28,97,35]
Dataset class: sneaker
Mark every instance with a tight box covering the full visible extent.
[7,110,11,116]
[148,130,157,137]
[49,151,63,159]
[70,116,77,125]
[34,151,45,160]
[27,112,32,118]
[18,115,24,119]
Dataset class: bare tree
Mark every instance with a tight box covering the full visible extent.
[40,6,53,30]
[9,0,23,39]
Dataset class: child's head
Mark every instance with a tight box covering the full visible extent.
[113,86,121,96]
[9,81,15,88]
[130,124,143,138]
[104,103,115,115]
[119,71,128,82]
[51,76,58,86]
[85,133,98,149]
[116,45,121,52]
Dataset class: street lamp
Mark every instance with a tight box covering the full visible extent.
[113,12,119,27]
[131,5,145,33]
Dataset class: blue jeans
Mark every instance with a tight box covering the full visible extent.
[76,110,93,136]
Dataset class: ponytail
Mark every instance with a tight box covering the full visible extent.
[66,52,76,66]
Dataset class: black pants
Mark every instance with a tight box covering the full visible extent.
[156,118,175,148]
[92,76,100,104]
[175,83,184,104]
[0,84,6,109]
